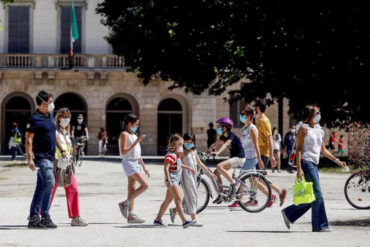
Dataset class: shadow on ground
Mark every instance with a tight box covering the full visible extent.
[331,219,370,227]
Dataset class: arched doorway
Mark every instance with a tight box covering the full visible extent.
[1,93,35,154]
[54,93,87,126]
[106,97,133,155]
[157,98,183,155]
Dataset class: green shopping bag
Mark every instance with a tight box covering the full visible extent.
[293,177,316,205]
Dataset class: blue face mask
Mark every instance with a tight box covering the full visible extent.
[184,143,195,150]
[217,127,223,135]
[131,126,137,132]
[240,114,246,123]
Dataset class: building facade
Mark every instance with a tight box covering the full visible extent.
[0,0,345,156]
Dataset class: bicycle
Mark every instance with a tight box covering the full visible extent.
[196,153,272,214]
[344,169,370,209]
[73,136,86,167]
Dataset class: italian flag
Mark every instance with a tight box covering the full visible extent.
[70,0,79,56]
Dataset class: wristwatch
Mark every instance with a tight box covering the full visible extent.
[61,150,66,154]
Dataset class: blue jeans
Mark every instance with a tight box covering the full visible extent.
[29,159,55,218]
[283,160,329,231]
[11,146,18,160]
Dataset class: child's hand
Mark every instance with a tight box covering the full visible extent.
[144,167,150,178]
[189,168,196,174]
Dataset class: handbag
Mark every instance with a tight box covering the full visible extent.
[293,177,316,205]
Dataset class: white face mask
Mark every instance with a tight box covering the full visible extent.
[177,146,184,153]
[60,118,70,128]
[313,113,321,124]
[77,119,83,124]
[47,102,55,112]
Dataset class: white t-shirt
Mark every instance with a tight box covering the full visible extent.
[297,122,325,165]
[273,134,281,150]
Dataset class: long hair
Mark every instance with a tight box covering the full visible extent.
[302,105,316,124]
[55,107,71,134]
[167,134,183,153]
[272,127,279,140]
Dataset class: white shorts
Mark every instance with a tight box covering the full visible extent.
[122,159,142,176]
[228,157,246,168]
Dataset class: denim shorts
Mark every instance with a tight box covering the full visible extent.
[165,170,182,186]
[241,157,258,171]
[122,159,142,176]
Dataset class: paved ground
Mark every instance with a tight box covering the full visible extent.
[0,159,369,247]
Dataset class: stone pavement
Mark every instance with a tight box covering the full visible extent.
[0,160,369,247]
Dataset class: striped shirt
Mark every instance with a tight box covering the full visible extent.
[165,152,181,172]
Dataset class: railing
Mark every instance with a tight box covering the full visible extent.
[0,54,125,69]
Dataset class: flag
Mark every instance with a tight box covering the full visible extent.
[70,0,79,56]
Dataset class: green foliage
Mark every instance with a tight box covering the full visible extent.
[97,1,370,127]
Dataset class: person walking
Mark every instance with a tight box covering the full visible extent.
[98,127,108,156]
[118,114,149,224]
[272,127,282,173]
[26,90,57,229]
[254,99,287,206]
[10,122,22,161]
[328,131,337,154]
[169,133,216,226]
[283,125,296,173]
[336,135,345,157]
[207,122,217,148]
[282,105,347,232]
[49,107,88,227]
[154,134,197,228]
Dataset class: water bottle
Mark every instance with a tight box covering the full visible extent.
[341,166,350,173]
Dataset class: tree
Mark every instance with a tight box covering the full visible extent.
[97,1,370,127]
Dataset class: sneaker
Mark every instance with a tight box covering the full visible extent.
[169,208,176,223]
[228,201,239,208]
[128,213,145,224]
[212,195,223,204]
[118,200,130,219]
[267,194,277,207]
[40,215,57,229]
[71,217,88,227]
[183,220,197,229]
[281,210,291,229]
[318,228,332,232]
[279,189,287,207]
[27,215,46,229]
[244,199,258,207]
[192,221,204,227]
[153,219,167,227]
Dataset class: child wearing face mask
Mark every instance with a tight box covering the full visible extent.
[49,107,88,227]
[118,114,149,224]
[168,133,216,226]
[154,134,197,228]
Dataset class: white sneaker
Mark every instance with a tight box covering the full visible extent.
[192,221,203,227]
[128,213,145,224]
[71,217,88,227]
[118,200,130,219]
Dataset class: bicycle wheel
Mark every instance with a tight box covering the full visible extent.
[77,148,83,167]
[344,172,370,209]
[196,177,211,214]
[237,173,272,213]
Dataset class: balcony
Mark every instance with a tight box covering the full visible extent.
[0,54,125,70]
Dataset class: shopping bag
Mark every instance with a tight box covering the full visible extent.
[293,177,316,205]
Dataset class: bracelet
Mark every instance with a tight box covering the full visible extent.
[61,150,66,154]
[335,158,341,164]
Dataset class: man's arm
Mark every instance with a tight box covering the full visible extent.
[26,132,36,171]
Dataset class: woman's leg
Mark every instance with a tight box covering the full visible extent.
[171,185,187,223]
[156,186,173,220]
[127,172,149,211]
[64,173,80,218]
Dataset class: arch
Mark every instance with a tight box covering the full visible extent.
[157,94,190,155]
[1,92,35,154]
[105,93,139,155]
[54,92,88,125]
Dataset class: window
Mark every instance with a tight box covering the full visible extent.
[60,6,82,54]
[229,99,246,128]
[8,6,30,53]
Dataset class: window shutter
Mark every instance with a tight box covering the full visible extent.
[8,6,30,53]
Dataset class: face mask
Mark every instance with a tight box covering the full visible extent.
[77,119,83,124]
[184,143,195,150]
[290,129,295,133]
[60,118,70,128]
[177,146,184,153]
[313,113,321,124]
[217,127,223,135]
[47,102,55,112]
[239,114,246,123]
[131,126,137,132]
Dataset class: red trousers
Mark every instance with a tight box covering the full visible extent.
[50,173,80,218]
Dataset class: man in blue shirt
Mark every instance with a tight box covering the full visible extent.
[283,125,296,173]
[26,90,57,229]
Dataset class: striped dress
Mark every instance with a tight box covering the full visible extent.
[181,150,198,215]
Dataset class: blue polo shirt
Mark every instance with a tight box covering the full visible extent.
[26,110,56,162]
